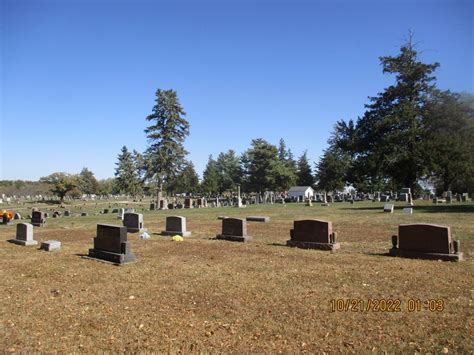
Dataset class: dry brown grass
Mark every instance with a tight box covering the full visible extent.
[1,201,473,353]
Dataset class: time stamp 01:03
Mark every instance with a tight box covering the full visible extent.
[330,299,445,313]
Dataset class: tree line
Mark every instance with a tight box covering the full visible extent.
[114,138,315,197]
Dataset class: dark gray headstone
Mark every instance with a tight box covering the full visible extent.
[87,224,136,264]
[216,218,251,242]
[31,211,46,227]
[123,213,143,233]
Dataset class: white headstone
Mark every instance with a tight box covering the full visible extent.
[383,204,394,213]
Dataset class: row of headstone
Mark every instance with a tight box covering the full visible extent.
[213,217,462,262]
[9,212,464,264]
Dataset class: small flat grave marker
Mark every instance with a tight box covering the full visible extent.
[40,240,61,251]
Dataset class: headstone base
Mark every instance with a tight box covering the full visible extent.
[161,231,192,237]
[125,228,141,233]
[87,248,136,265]
[286,240,340,251]
[389,248,463,262]
[8,239,38,246]
[216,234,252,243]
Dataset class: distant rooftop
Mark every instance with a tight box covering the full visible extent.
[288,186,313,192]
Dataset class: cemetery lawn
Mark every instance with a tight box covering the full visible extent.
[1,201,473,353]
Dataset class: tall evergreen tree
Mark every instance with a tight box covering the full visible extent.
[278,138,288,162]
[244,139,280,192]
[143,89,190,204]
[114,146,142,196]
[168,160,200,194]
[315,120,354,191]
[424,91,474,192]
[215,150,242,193]
[201,155,220,195]
[352,35,439,192]
[297,151,314,186]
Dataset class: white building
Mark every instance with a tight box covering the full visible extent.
[288,186,314,200]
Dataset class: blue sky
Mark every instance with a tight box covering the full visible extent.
[1,0,472,180]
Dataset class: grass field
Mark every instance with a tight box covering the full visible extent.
[1,200,473,353]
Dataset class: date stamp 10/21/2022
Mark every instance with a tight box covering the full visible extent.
[330,299,445,313]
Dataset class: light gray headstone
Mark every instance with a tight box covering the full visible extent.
[10,223,38,246]
[383,204,394,213]
[403,207,413,214]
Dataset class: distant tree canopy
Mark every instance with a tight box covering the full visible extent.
[40,172,79,202]
[78,168,99,195]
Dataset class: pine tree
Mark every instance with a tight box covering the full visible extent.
[352,35,439,192]
[297,151,314,186]
[114,146,142,196]
[278,138,288,162]
[201,155,220,195]
[143,89,190,204]
[168,160,200,194]
[215,150,242,193]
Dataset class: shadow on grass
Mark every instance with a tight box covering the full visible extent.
[340,204,474,213]
[268,242,288,247]
[365,252,391,257]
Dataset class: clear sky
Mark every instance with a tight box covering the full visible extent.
[1,0,472,180]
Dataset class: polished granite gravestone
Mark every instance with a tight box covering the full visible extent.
[87,224,136,264]
[287,219,340,251]
[31,211,46,227]
[123,213,143,233]
[389,223,463,261]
